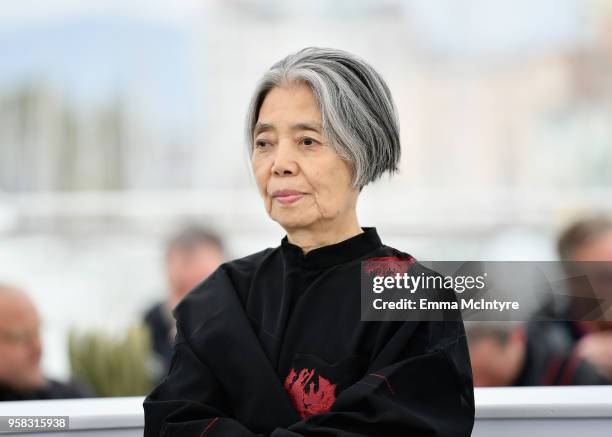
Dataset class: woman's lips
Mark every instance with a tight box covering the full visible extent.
[273,193,304,204]
[271,190,305,204]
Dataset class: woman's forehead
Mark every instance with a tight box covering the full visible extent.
[259,84,319,114]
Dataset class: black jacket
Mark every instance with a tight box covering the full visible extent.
[144,302,175,375]
[143,227,474,436]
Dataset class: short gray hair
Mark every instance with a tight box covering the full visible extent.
[165,225,224,257]
[557,215,612,259]
[245,47,401,189]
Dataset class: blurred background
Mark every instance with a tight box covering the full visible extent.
[1,0,611,394]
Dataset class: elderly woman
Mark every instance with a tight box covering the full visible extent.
[143,47,474,436]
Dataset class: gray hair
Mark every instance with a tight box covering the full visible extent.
[165,225,224,257]
[245,47,401,189]
[557,215,612,260]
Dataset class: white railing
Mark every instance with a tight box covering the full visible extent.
[473,386,612,437]
[0,386,611,436]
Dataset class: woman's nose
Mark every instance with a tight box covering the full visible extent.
[271,141,299,176]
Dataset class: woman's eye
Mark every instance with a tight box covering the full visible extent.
[301,137,318,146]
[255,140,269,149]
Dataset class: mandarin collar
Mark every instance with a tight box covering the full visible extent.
[280,227,382,270]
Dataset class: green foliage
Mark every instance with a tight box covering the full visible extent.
[68,324,157,397]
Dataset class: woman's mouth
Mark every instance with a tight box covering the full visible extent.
[272,190,305,204]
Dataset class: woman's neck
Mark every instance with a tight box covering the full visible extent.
[286,214,363,254]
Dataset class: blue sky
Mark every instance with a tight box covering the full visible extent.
[402,0,583,58]
[0,13,198,139]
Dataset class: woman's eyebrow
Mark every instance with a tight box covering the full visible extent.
[254,122,274,136]
[291,122,322,133]
[255,122,322,135]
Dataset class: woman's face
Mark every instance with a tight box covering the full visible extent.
[251,83,359,233]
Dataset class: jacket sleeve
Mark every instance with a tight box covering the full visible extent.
[143,323,266,437]
[269,320,475,437]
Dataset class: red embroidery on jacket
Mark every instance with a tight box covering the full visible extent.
[284,368,336,419]
[364,255,415,276]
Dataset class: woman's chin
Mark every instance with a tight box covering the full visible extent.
[271,212,314,231]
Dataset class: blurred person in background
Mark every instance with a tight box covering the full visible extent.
[0,284,91,401]
[467,321,608,387]
[143,226,224,374]
[144,47,474,437]
[529,216,612,383]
